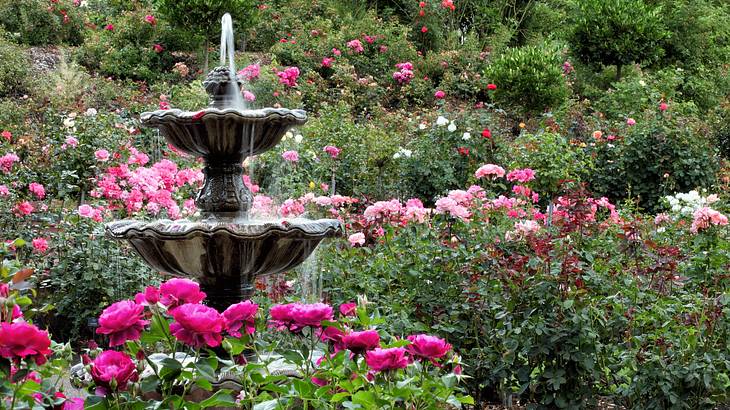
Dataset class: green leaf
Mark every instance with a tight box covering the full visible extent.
[199,390,237,408]
[253,399,279,410]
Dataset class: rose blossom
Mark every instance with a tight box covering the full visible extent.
[223,300,259,337]
[323,145,341,159]
[94,149,110,161]
[243,90,256,102]
[0,322,52,365]
[343,330,380,354]
[78,204,94,218]
[32,237,49,254]
[434,90,445,99]
[96,300,149,346]
[406,334,452,363]
[134,286,160,306]
[348,232,365,247]
[28,182,45,199]
[475,164,505,179]
[90,350,137,394]
[282,150,299,162]
[365,347,408,372]
[339,302,357,317]
[319,326,346,351]
[170,303,225,348]
[159,278,206,309]
[269,303,333,332]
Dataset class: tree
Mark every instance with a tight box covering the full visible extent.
[153,0,259,72]
[569,0,668,81]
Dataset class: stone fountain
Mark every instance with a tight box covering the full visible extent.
[105,17,341,312]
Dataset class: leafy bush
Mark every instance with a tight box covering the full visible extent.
[0,0,84,45]
[486,42,569,115]
[501,131,590,200]
[76,8,181,81]
[588,112,720,211]
[0,36,29,96]
[569,0,668,80]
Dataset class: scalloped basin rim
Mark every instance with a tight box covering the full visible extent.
[105,218,342,240]
[140,107,308,124]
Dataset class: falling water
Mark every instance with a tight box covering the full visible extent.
[219,13,245,110]
[297,246,322,302]
[248,124,255,186]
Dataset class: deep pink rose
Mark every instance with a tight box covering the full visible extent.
[134,286,160,306]
[63,397,85,410]
[365,347,408,372]
[339,302,357,317]
[223,300,259,337]
[406,334,452,363]
[90,350,137,394]
[292,303,333,328]
[96,300,149,347]
[169,303,224,348]
[319,326,346,351]
[159,278,206,308]
[0,322,52,365]
[269,303,298,331]
[434,90,445,99]
[343,330,380,354]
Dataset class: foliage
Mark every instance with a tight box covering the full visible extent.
[587,111,720,212]
[0,0,84,46]
[486,42,569,115]
[0,36,29,96]
[569,0,668,80]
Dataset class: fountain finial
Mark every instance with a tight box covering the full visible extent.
[203,66,243,109]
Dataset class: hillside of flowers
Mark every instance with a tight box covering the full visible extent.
[1,0,729,408]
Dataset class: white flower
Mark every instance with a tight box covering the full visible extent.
[63,118,75,128]
[639,80,646,86]
[294,134,303,143]
[393,147,412,159]
[462,132,471,140]
[282,131,292,141]
[447,122,457,132]
[418,123,427,130]
[84,108,97,117]
[436,116,449,126]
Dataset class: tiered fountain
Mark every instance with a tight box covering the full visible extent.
[105,15,341,312]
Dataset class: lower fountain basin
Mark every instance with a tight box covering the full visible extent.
[106,217,341,309]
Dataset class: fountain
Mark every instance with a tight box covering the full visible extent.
[105,15,341,312]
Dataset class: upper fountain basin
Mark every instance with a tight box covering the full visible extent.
[140,107,307,160]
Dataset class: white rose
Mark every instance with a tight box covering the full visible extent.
[462,132,471,140]
[294,134,303,143]
[447,122,457,132]
[436,116,449,126]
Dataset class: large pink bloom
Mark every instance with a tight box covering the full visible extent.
[223,300,259,337]
[343,330,380,354]
[90,350,137,394]
[269,303,333,332]
[96,300,149,347]
[691,207,729,233]
[365,347,408,372]
[159,278,206,309]
[406,334,452,364]
[475,164,506,179]
[0,322,52,365]
[169,303,224,348]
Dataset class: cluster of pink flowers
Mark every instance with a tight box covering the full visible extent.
[435,190,472,220]
[321,57,335,68]
[276,67,300,88]
[506,168,536,183]
[238,64,260,81]
[392,62,415,84]
[346,39,364,53]
[31,237,49,254]
[505,219,541,241]
[91,150,204,219]
[1,130,11,141]
[348,232,366,247]
[0,152,20,173]
[690,207,728,233]
[28,182,45,199]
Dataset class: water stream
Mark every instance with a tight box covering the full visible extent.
[219,13,245,110]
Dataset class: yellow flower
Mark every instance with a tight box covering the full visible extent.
[309,181,315,189]
[519,122,526,128]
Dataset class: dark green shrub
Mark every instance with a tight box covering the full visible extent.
[0,0,84,45]
[76,9,180,81]
[588,113,719,211]
[0,36,29,96]
[569,0,668,81]
[486,42,569,115]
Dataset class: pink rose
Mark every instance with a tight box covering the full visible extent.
[96,300,149,347]
[323,145,341,159]
[292,303,333,328]
[104,24,114,31]
[348,232,365,247]
[0,322,52,365]
[134,286,160,306]
[506,168,536,183]
[434,90,445,99]
[159,278,206,309]
[626,118,636,126]
[269,303,298,331]
[28,182,45,199]
[474,164,506,179]
[32,237,49,253]
[406,334,452,363]
[78,204,94,218]
[94,149,110,161]
[319,326,346,351]
[63,397,85,410]
[144,14,156,25]
[339,302,357,317]
[243,90,256,102]
[223,300,259,337]
[321,57,335,68]
[15,201,34,216]
[343,330,380,354]
[365,347,408,372]
[282,150,299,162]
[169,303,224,348]
[90,350,137,394]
